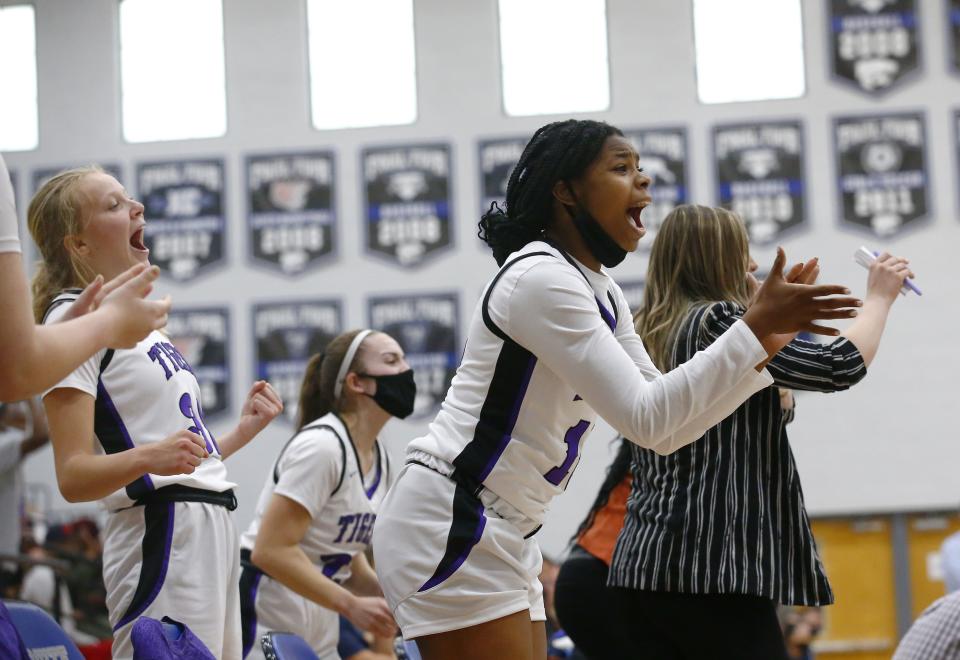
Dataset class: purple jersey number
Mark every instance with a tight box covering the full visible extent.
[320,553,352,580]
[544,419,590,486]
[178,392,219,454]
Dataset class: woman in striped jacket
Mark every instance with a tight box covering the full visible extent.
[608,204,913,660]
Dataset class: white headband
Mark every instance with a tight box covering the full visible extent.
[333,329,373,401]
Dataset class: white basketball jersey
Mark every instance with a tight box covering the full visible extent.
[240,412,391,584]
[43,291,235,511]
[407,240,773,527]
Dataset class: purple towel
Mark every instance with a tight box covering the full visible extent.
[131,616,216,660]
[0,601,30,660]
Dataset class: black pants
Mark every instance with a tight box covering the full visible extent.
[610,587,789,660]
[554,546,634,660]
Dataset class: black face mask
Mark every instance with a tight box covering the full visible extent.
[564,186,627,268]
[359,369,417,419]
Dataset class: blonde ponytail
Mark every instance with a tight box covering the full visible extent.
[27,166,102,321]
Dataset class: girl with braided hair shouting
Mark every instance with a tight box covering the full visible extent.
[371,119,862,660]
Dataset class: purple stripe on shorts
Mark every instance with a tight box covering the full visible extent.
[114,502,175,630]
[242,572,263,657]
[418,498,487,593]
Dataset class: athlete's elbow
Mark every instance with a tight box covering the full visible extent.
[622,431,671,456]
[649,441,676,457]
[250,544,275,574]
[0,368,34,403]
[58,479,93,503]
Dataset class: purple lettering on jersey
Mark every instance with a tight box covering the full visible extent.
[178,392,217,454]
[162,342,195,376]
[158,343,184,374]
[320,553,351,580]
[333,514,354,543]
[363,514,377,544]
[346,514,364,543]
[355,512,373,545]
[544,419,589,486]
[148,344,173,380]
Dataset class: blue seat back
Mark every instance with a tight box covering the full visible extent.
[402,639,423,660]
[3,600,84,660]
[260,631,319,660]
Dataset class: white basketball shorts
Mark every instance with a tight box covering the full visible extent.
[371,458,545,640]
[102,499,241,659]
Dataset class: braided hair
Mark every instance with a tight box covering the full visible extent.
[570,438,633,543]
[478,119,623,266]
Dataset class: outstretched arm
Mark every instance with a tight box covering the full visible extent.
[502,250,859,455]
[0,258,171,402]
[841,252,912,367]
[0,154,170,401]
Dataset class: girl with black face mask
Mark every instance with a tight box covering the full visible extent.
[370,119,864,660]
[238,329,415,659]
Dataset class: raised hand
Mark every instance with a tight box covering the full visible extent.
[236,381,284,440]
[866,252,914,304]
[743,248,862,340]
[345,596,397,639]
[60,274,107,321]
[143,429,208,476]
[95,265,172,348]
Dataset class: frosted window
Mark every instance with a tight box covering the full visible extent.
[694,0,805,104]
[120,0,227,142]
[498,0,610,116]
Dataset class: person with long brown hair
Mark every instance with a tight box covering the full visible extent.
[0,154,169,402]
[32,166,283,659]
[239,328,413,659]
[609,204,913,659]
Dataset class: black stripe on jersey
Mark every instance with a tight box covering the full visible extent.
[114,501,174,630]
[452,339,536,484]
[272,423,348,496]
[40,288,83,324]
[364,441,383,499]
[95,379,153,500]
[481,251,552,340]
[418,481,487,592]
[607,290,619,326]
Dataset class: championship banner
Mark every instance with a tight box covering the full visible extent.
[622,127,688,249]
[619,280,646,316]
[367,292,459,419]
[714,121,806,245]
[834,113,929,237]
[478,137,526,214]
[952,0,960,72]
[246,152,336,275]
[137,159,227,282]
[33,163,123,192]
[829,0,920,95]
[253,300,342,425]
[362,143,453,266]
[166,307,231,418]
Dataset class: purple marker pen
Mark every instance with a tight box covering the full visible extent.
[872,250,922,296]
